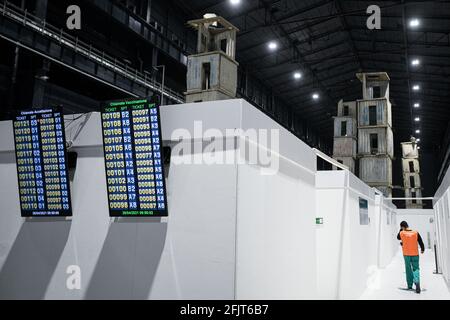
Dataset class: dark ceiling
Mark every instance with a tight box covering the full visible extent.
[173,0,450,152]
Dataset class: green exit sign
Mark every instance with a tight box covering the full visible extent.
[316,218,324,225]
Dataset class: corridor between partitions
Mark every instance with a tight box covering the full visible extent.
[361,249,450,300]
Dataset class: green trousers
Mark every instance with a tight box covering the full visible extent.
[403,255,420,288]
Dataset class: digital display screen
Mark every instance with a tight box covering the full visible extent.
[101,99,168,217]
[13,108,72,217]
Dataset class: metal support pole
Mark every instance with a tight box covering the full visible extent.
[434,244,441,274]
[153,65,165,105]
[161,65,165,105]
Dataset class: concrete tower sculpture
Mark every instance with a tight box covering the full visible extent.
[185,14,239,103]
[356,72,394,197]
[333,99,358,173]
[401,138,424,208]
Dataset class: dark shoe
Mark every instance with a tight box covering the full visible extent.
[415,283,421,294]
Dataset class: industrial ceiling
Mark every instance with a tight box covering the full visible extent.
[174,0,450,153]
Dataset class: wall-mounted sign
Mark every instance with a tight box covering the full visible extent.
[13,107,72,217]
[359,198,369,225]
[101,98,168,217]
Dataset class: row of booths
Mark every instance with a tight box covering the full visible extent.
[0,99,399,299]
[315,167,398,299]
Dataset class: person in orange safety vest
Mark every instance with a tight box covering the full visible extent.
[397,221,425,294]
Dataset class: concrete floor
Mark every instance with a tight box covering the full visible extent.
[360,249,450,300]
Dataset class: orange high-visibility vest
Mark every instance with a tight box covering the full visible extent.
[400,230,419,256]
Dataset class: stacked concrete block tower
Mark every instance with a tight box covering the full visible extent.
[401,138,424,208]
[356,72,394,198]
[185,14,239,103]
[333,99,358,173]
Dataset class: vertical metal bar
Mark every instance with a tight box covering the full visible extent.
[161,65,165,106]
[434,244,441,274]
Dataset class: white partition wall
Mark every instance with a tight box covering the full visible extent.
[374,194,398,268]
[433,166,450,287]
[315,170,378,299]
[234,101,317,299]
[0,99,317,300]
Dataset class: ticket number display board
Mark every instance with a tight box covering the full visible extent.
[101,99,168,217]
[13,108,72,217]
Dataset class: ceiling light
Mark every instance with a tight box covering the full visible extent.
[414,103,420,108]
[411,59,420,66]
[416,139,421,142]
[413,85,420,91]
[230,0,241,5]
[268,41,278,51]
[312,93,320,100]
[417,146,421,150]
[415,117,420,122]
[294,72,302,80]
[415,129,421,134]
[409,19,420,28]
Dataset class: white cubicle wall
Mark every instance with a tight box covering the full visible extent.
[374,194,398,268]
[0,99,318,300]
[315,170,380,299]
[315,169,399,299]
[433,166,450,287]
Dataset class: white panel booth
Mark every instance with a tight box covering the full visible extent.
[433,166,450,286]
[315,170,379,299]
[0,99,317,300]
[373,194,398,268]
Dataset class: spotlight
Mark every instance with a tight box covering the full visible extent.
[411,59,420,66]
[415,117,420,122]
[312,93,320,100]
[409,19,420,28]
[413,85,420,91]
[415,129,421,134]
[268,41,278,51]
[294,72,302,80]
[414,103,420,108]
[230,0,241,5]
